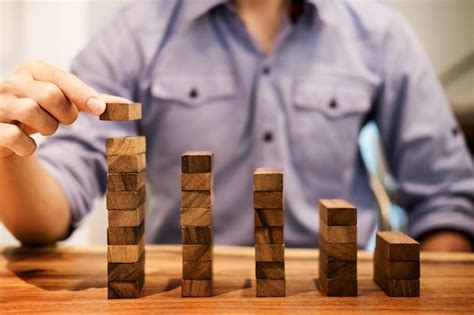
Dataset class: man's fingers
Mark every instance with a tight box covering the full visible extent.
[100,93,132,104]
[24,60,106,115]
[0,123,37,157]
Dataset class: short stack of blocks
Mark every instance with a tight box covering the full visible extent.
[318,199,357,296]
[374,231,420,297]
[101,103,146,299]
[253,168,285,297]
[181,151,214,297]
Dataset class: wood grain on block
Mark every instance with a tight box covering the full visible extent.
[107,172,145,192]
[254,191,283,209]
[253,168,283,191]
[106,136,146,156]
[180,208,212,227]
[181,173,212,191]
[254,209,284,227]
[107,153,146,173]
[100,102,142,121]
[108,253,145,282]
[106,186,146,210]
[107,221,144,245]
[319,250,356,279]
[107,236,144,263]
[108,204,145,227]
[182,261,213,280]
[182,279,212,297]
[256,279,286,297]
[254,227,284,244]
[319,234,357,261]
[182,226,213,244]
[255,244,285,262]
[319,199,357,226]
[181,191,212,208]
[374,251,420,279]
[376,231,420,261]
[182,151,213,173]
[108,278,144,299]
[374,263,420,297]
[182,244,212,261]
[319,221,356,244]
[256,262,285,279]
[319,268,357,296]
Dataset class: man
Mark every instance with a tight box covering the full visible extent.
[0,0,472,250]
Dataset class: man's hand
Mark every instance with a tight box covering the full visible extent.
[420,230,472,252]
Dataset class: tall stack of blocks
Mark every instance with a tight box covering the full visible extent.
[180,151,214,297]
[253,168,285,297]
[100,103,146,299]
[318,199,357,296]
[374,231,420,297]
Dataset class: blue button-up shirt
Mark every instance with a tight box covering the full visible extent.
[37,0,474,247]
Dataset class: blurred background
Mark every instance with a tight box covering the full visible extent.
[1,0,473,247]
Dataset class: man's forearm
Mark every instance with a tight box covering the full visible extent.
[420,230,472,252]
[0,155,71,245]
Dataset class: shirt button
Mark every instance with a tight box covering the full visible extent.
[329,99,338,109]
[262,66,271,75]
[263,131,273,143]
[189,88,198,99]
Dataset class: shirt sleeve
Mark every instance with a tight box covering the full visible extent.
[374,13,474,241]
[36,7,141,231]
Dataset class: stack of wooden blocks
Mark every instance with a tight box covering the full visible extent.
[253,168,285,297]
[318,199,357,296]
[100,103,146,299]
[180,151,214,297]
[374,231,420,297]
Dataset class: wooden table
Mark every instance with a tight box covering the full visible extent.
[1,246,473,314]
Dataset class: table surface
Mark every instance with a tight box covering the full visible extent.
[1,245,473,314]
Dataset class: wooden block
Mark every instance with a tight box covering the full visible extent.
[107,153,146,173]
[319,199,357,226]
[107,235,144,263]
[376,231,420,261]
[254,191,283,209]
[255,227,284,244]
[254,209,284,227]
[319,267,357,296]
[181,173,212,191]
[106,186,146,210]
[319,250,356,279]
[255,244,285,262]
[108,278,144,299]
[182,244,212,261]
[108,252,145,282]
[256,279,286,297]
[100,102,142,121]
[319,221,356,244]
[374,250,419,279]
[182,226,213,244]
[256,262,285,279]
[107,172,145,192]
[181,191,212,208]
[107,221,144,245]
[180,208,212,226]
[319,234,357,261]
[108,204,145,227]
[106,136,146,156]
[253,168,283,191]
[182,151,212,173]
[182,279,212,297]
[182,261,213,280]
[374,262,420,297]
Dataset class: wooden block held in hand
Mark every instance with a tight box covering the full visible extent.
[108,235,144,263]
[255,227,284,244]
[182,279,212,297]
[108,204,145,227]
[107,172,145,192]
[182,261,213,280]
[319,199,357,226]
[319,250,356,279]
[180,208,212,226]
[376,231,420,261]
[107,221,144,245]
[181,191,212,208]
[319,234,357,261]
[256,279,286,297]
[108,253,145,282]
[107,186,146,210]
[254,191,283,209]
[182,244,212,261]
[182,226,213,244]
[181,173,212,191]
[374,262,420,297]
[253,168,283,191]
[319,267,357,296]
[374,251,420,279]
[106,136,146,156]
[107,153,146,173]
[319,221,356,244]
[256,262,285,279]
[182,151,213,173]
[255,209,284,227]
[255,244,285,262]
[100,103,142,121]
